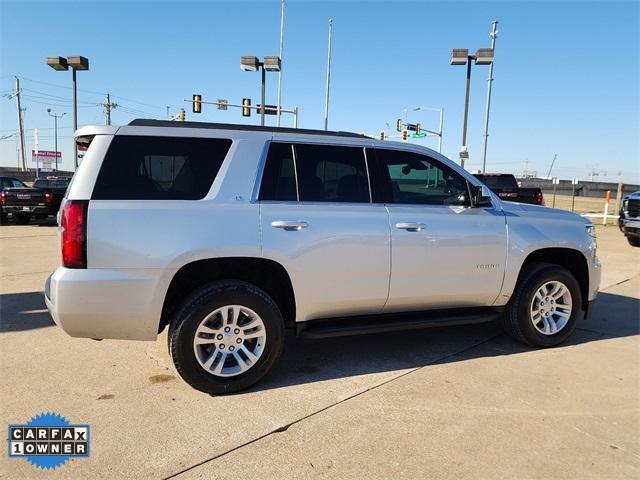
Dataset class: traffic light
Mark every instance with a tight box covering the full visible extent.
[396,118,402,132]
[415,123,421,135]
[242,98,252,117]
[192,94,202,113]
[402,130,409,141]
[380,131,386,141]
[178,108,186,121]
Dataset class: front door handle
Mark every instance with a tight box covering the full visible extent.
[271,220,308,231]
[395,222,426,232]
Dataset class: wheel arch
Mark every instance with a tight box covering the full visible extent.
[159,257,296,333]
[517,248,589,311]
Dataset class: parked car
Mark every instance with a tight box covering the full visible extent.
[1,176,71,224]
[45,120,601,394]
[619,191,640,247]
[0,176,27,223]
[473,173,544,205]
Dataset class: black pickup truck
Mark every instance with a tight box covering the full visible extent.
[473,173,544,206]
[1,176,71,224]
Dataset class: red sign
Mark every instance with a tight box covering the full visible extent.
[32,150,61,158]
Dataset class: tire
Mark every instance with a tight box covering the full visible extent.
[502,263,582,347]
[627,236,640,247]
[13,214,31,225]
[168,280,285,394]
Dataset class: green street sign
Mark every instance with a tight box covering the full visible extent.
[411,133,427,138]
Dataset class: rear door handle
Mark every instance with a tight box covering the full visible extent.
[395,222,426,232]
[271,220,308,231]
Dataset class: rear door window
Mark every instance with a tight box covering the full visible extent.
[92,136,232,200]
[294,144,370,203]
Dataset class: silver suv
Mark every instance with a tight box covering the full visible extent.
[45,119,601,394]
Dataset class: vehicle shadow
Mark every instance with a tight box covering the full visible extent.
[251,291,639,393]
[0,291,54,332]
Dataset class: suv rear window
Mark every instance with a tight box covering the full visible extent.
[92,136,232,200]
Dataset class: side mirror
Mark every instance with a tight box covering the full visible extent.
[471,184,493,208]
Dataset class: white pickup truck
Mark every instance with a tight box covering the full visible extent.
[45,120,601,394]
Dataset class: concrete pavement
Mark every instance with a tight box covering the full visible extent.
[0,221,638,479]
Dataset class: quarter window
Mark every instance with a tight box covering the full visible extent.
[92,136,231,200]
[294,144,369,203]
[371,149,469,206]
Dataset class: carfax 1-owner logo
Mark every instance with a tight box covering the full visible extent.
[7,412,90,470]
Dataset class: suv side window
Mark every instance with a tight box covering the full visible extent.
[370,149,469,206]
[259,142,297,201]
[294,144,369,203]
[92,136,232,200]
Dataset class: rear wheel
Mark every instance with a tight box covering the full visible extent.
[169,281,285,394]
[502,263,582,347]
[13,214,31,225]
[627,236,640,247]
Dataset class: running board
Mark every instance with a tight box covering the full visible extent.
[296,308,502,339]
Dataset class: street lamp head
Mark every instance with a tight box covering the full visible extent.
[450,49,469,65]
[47,56,69,71]
[474,48,494,65]
[47,108,52,113]
[263,56,281,72]
[240,56,260,72]
[67,56,89,70]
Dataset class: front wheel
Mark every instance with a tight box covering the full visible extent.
[627,236,640,247]
[168,281,285,394]
[502,263,582,347]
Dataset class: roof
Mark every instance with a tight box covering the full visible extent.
[127,119,366,139]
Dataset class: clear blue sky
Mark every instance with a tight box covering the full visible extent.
[1,0,638,182]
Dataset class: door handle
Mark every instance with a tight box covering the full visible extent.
[395,222,426,232]
[271,220,308,231]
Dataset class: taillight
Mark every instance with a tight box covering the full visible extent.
[61,200,88,269]
[45,191,54,204]
[0,191,5,205]
[536,190,544,205]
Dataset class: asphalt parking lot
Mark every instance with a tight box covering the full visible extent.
[1,219,638,479]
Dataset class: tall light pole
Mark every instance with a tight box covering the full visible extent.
[47,108,65,171]
[450,48,493,169]
[46,55,89,170]
[241,56,281,127]
[481,21,499,173]
[276,0,285,127]
[323,18,333,131]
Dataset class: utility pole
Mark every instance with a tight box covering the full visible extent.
[276,0,285,127]
[546,153,557,178]
[323,18,333,131]
[13,77,27,171]
[481,21,499,173]
[103,93,118,126]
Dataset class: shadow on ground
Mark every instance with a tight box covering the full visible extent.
[0,291,53,332]
[1,290,637,393]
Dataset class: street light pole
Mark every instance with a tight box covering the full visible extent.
[260,65,266,127]
[481,21,499,173]
[71,68,77,168]
[460,57,472,168]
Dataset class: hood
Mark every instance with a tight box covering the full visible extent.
[624,191,640,200]
[500,201,589,224]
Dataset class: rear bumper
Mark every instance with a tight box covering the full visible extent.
[44,267,173,341]
[3,205,54,215]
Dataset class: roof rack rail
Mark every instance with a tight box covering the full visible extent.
[127,119,365,138]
